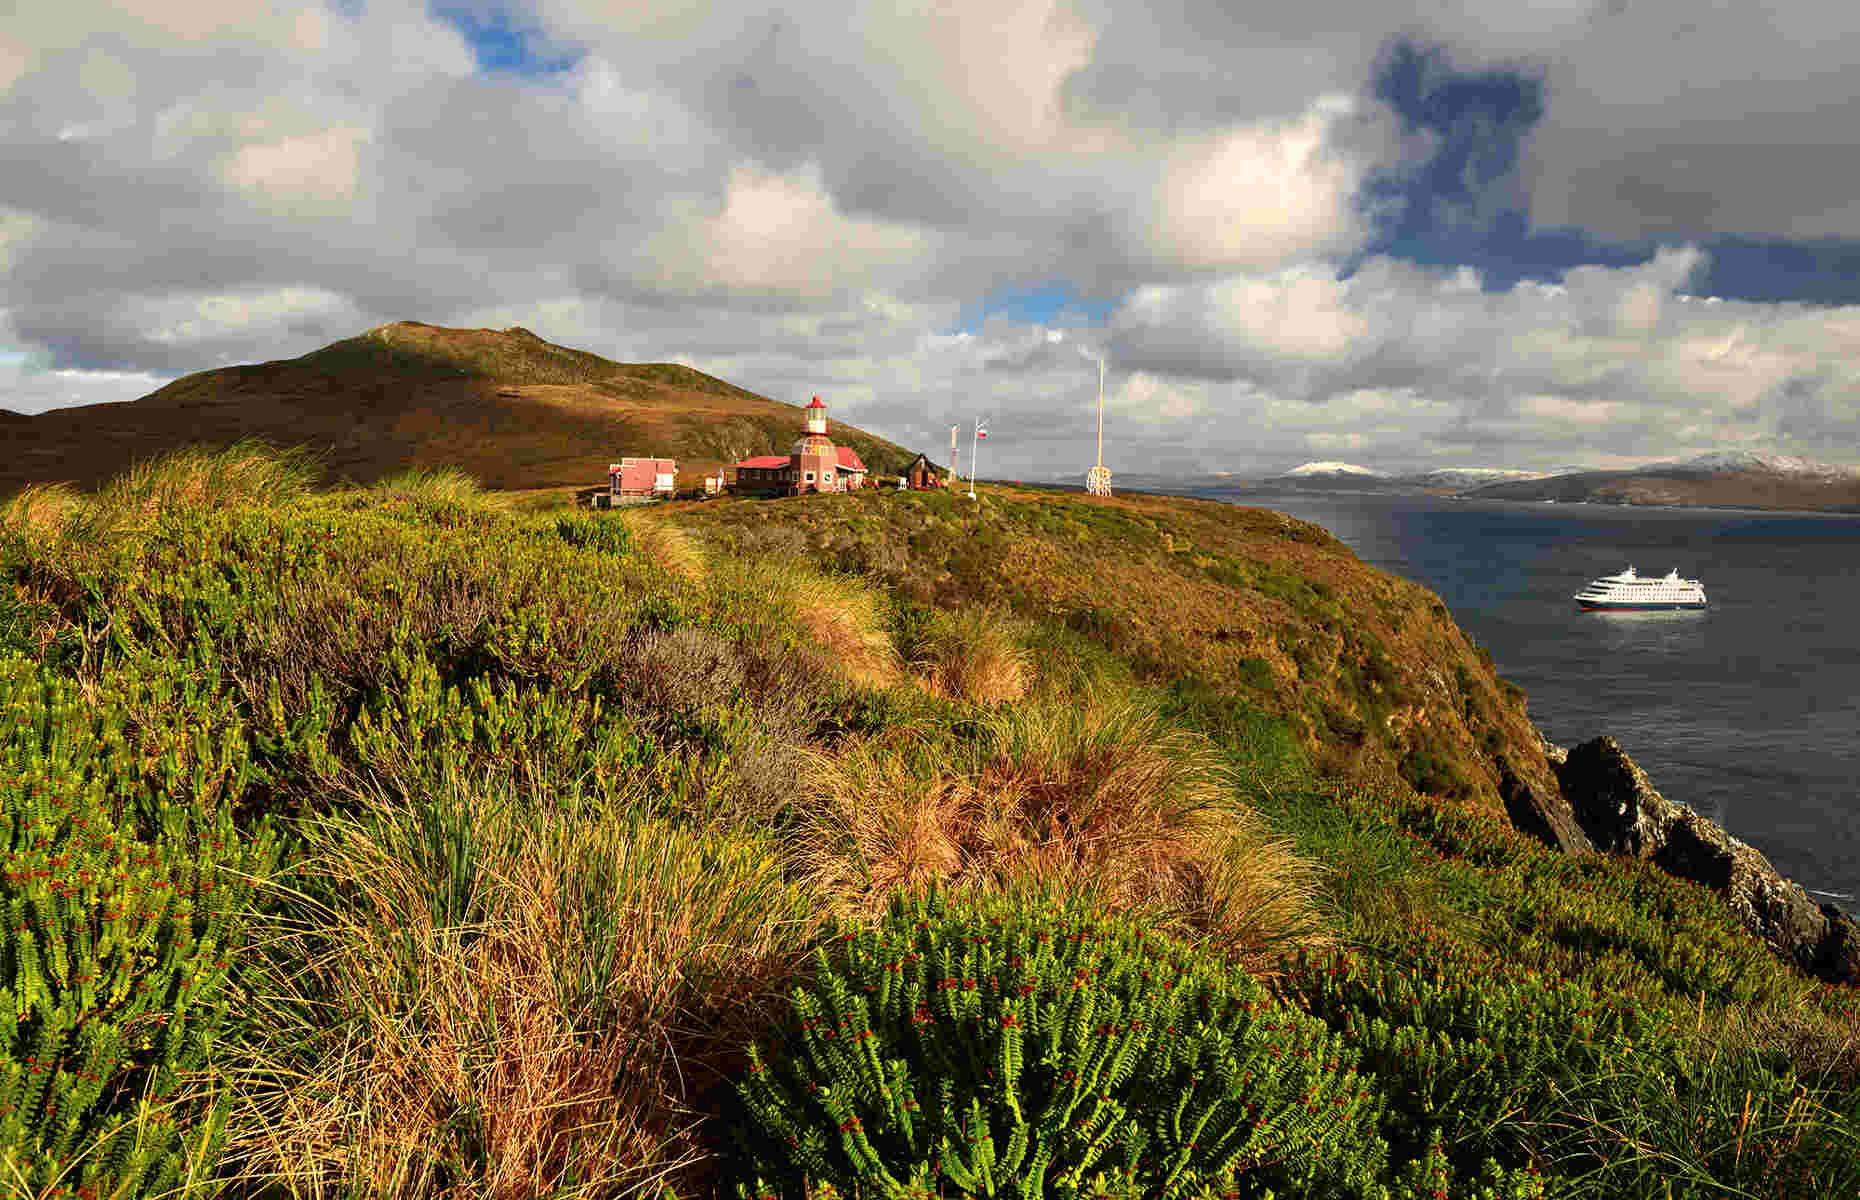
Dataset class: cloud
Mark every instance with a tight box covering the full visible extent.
[5,0,1860,482]
[1104,246,1860,468]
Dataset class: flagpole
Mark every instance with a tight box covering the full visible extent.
[1096,355,1105,472]
[967,420,980,499]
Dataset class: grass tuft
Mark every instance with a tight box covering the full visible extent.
[97,438,322,518]
[903,607,1032,706]
[369,464,487,504]
[790,696,1326,974]
[733,559,899,691]
[226,771,820,1199]
[619,512,707,584]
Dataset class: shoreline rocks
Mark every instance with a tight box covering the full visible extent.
[1550,734,1860,986]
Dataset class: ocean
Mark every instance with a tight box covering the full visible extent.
[1186,489,1860,911]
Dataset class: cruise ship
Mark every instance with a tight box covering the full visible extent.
[1574,566,1707,611]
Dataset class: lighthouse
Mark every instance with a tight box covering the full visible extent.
[729,394,869,495]
[792,396,840,493]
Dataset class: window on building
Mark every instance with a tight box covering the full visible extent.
[804,471,815,482]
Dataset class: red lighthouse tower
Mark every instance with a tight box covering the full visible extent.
[792,396,838,493]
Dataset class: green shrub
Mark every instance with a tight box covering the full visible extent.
[555,510,636,555]
[734,887,1386,1199]
[0,655,273,1197]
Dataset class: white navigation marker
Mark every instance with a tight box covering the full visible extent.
[1081,348,1112,496]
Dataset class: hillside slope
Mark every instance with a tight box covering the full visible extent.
[0,321,919,494]
[666,484,1569,824]
[4,446,1855,1198]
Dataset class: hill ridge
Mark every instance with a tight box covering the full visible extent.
[0,322,919,495]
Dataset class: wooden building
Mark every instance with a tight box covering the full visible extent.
[904,453,942,490]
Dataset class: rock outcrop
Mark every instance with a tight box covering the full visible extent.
[1496,740,1593,855]
[1555,735,1860,986]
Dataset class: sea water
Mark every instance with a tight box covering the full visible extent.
[1188,490,1860,912]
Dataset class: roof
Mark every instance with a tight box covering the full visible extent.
[804,396,827,409]
[735,455,790,469]
[835,446,867,471]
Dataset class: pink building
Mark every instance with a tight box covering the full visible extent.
[608,457,677,498]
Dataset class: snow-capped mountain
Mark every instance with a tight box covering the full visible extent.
[1642,452,1860,479]
[1409,467,1549,489]
[1277,462,1387,478]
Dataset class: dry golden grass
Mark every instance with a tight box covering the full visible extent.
[618,512,706,585]
[0,481,87,542]
[908,608,1032,706]
[369,464,497,507]
[790,697,1326,975]
[733,560,900,691]
[226,774,820,1200]
[95,438,321,518]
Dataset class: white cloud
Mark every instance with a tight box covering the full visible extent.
[1106,248,1860,468]
[0,360,167,414]
[128,286,359,349]
[221,125,371,215]
[1149,96,1378,270]
[678,164,932,299]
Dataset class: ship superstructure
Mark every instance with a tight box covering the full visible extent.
[1574,565,1707,611]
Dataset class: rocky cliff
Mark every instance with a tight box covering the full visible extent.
[1544,734,1860,985]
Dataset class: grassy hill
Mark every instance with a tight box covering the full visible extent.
[0,321,920,495]
[665,483,1563,817]
[3,444,1857,1198]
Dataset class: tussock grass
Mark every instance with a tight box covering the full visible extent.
[791,697,1326,974]
[719,559,899,691]
[903,607,1031,706]
[618,512,706,584]
[97,438,321,518]
[369,464,490,505]
[0,481,88,542]
[226,772,820,1199]
[0,480,127,582]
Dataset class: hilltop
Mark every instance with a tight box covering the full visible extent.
[0,321,918,495]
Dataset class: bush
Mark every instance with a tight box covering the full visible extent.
[0,655,274,1197]
[734,887,1386,1199]
[555,511,637,555]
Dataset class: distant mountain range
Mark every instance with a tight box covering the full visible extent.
[1111,454,1860,513]
[1464,452,1860,510]
[1238,454,1860,511]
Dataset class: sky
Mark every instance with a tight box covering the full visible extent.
[4,1,1860,479]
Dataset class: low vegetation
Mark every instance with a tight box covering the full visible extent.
[0,445,1854,1199]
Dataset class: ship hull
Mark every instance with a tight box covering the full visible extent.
[1576,599,1706,611]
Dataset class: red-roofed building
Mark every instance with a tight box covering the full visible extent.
[608,457,677,498]
[731,396,868,495]
[834,445,868,489]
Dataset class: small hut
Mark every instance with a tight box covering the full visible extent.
[904,453,942,490]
